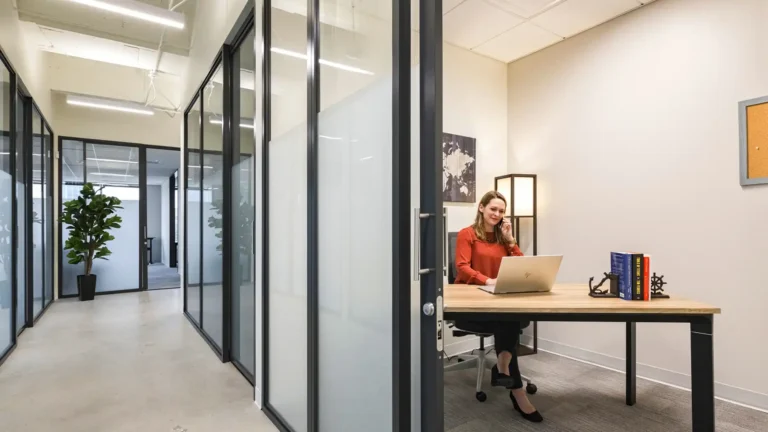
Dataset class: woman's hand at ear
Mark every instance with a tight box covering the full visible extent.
[501,219,515,244]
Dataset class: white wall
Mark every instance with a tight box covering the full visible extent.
[506,0,768,410]
[442,43,508,356]
[0,0,53,121]
[52,93,181,148]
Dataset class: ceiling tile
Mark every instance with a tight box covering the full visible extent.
[484,0,561,18]
[443,0,525,50]
[473,22,562,63]
[531,0,640,37]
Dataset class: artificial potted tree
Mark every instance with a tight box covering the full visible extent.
[61,182,123,301]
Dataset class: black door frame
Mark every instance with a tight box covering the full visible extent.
[419,0,444,430]
[56,136,179,298]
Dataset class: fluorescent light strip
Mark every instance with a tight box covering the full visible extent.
[68,0,185,29]
[270,47,374,76]
[87,157,138,164]
[67,95,154,116]
[90,172,134,177]
[209,118,255,129]
[188,165,214,169]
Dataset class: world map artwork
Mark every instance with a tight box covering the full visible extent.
[442,133,476,203]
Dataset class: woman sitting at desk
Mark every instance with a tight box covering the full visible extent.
[454,190,543,423]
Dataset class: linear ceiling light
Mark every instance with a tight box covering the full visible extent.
[270,47,374,76]
[209,118,255,129]
[68,0,185,29]
[67,95,154,116]
[87,158,138,164]
[89,172,135,177]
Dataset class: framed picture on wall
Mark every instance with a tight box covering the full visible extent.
[442,132,476,203]
[739,96,768,186]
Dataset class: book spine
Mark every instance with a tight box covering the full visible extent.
[611,252,630,300]
[622,253,633,300]
[632,254,644,300]
[643,256,650,301]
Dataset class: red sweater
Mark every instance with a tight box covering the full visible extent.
[454,226,524,285]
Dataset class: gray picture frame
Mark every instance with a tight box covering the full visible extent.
[738,96,768,186]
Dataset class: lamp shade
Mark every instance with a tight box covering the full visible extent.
[514,176,534,217]
[496,177,512,216]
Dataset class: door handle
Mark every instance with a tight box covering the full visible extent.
[443,207,447,276]
[413,208,434,281]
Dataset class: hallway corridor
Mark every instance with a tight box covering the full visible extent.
[0,290,275,432]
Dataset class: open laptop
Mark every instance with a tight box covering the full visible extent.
[478,255,563,294]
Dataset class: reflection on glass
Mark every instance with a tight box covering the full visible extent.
[269,1,308,429]
[31,108,43,317]
[146,148,181,290]
[231,28,256,377]
[61,140,86,296]
[186,98,202,324]
[317,1,394,429]
[1,64,12,351]
[85,143,140,292]
[202,64,224,349]
[14,91,26,332]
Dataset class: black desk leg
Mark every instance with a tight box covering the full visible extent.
[691,318,715,432]
[626,321,636,406]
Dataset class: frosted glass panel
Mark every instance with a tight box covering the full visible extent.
[1,68,11,351]
[268,1,308,429]
[86,143,140,292]
[31,109,43,317]
[202,63,224,349]
[317,1,393,429]
[187,98,202,324]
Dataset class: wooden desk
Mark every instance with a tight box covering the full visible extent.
[444,283,721,432]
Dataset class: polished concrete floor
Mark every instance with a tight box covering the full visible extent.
[0,289,276,432]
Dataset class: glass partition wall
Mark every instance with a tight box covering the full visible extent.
[1,48,56,368]
[182,1,419,430]
[182,9,257,381]
[57,139,180,298]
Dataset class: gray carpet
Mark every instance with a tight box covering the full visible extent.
[147,263,181,290]
[445,350,767,432]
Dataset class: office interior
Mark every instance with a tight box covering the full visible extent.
[1,0,767,431]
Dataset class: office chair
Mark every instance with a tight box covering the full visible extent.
[444,231,537,402]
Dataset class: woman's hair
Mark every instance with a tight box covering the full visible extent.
[472,190,511,245]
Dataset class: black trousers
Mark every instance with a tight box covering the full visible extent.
[453,320,529,389]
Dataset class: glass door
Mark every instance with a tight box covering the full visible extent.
[144,148,181,290]
[84,143,141,293]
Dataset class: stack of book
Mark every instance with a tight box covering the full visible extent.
[610,252,651,301]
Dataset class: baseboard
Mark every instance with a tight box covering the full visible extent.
[521,334,768,413]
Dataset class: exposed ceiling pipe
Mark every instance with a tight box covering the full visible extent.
[144,0,174,104]
[170,0,192,11]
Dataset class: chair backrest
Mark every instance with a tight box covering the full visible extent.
[447,232,458,284]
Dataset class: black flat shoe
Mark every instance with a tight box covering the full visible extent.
[491,365,517,387]
[510,392,544,423]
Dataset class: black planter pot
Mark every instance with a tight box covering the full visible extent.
[77,274,97,301]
